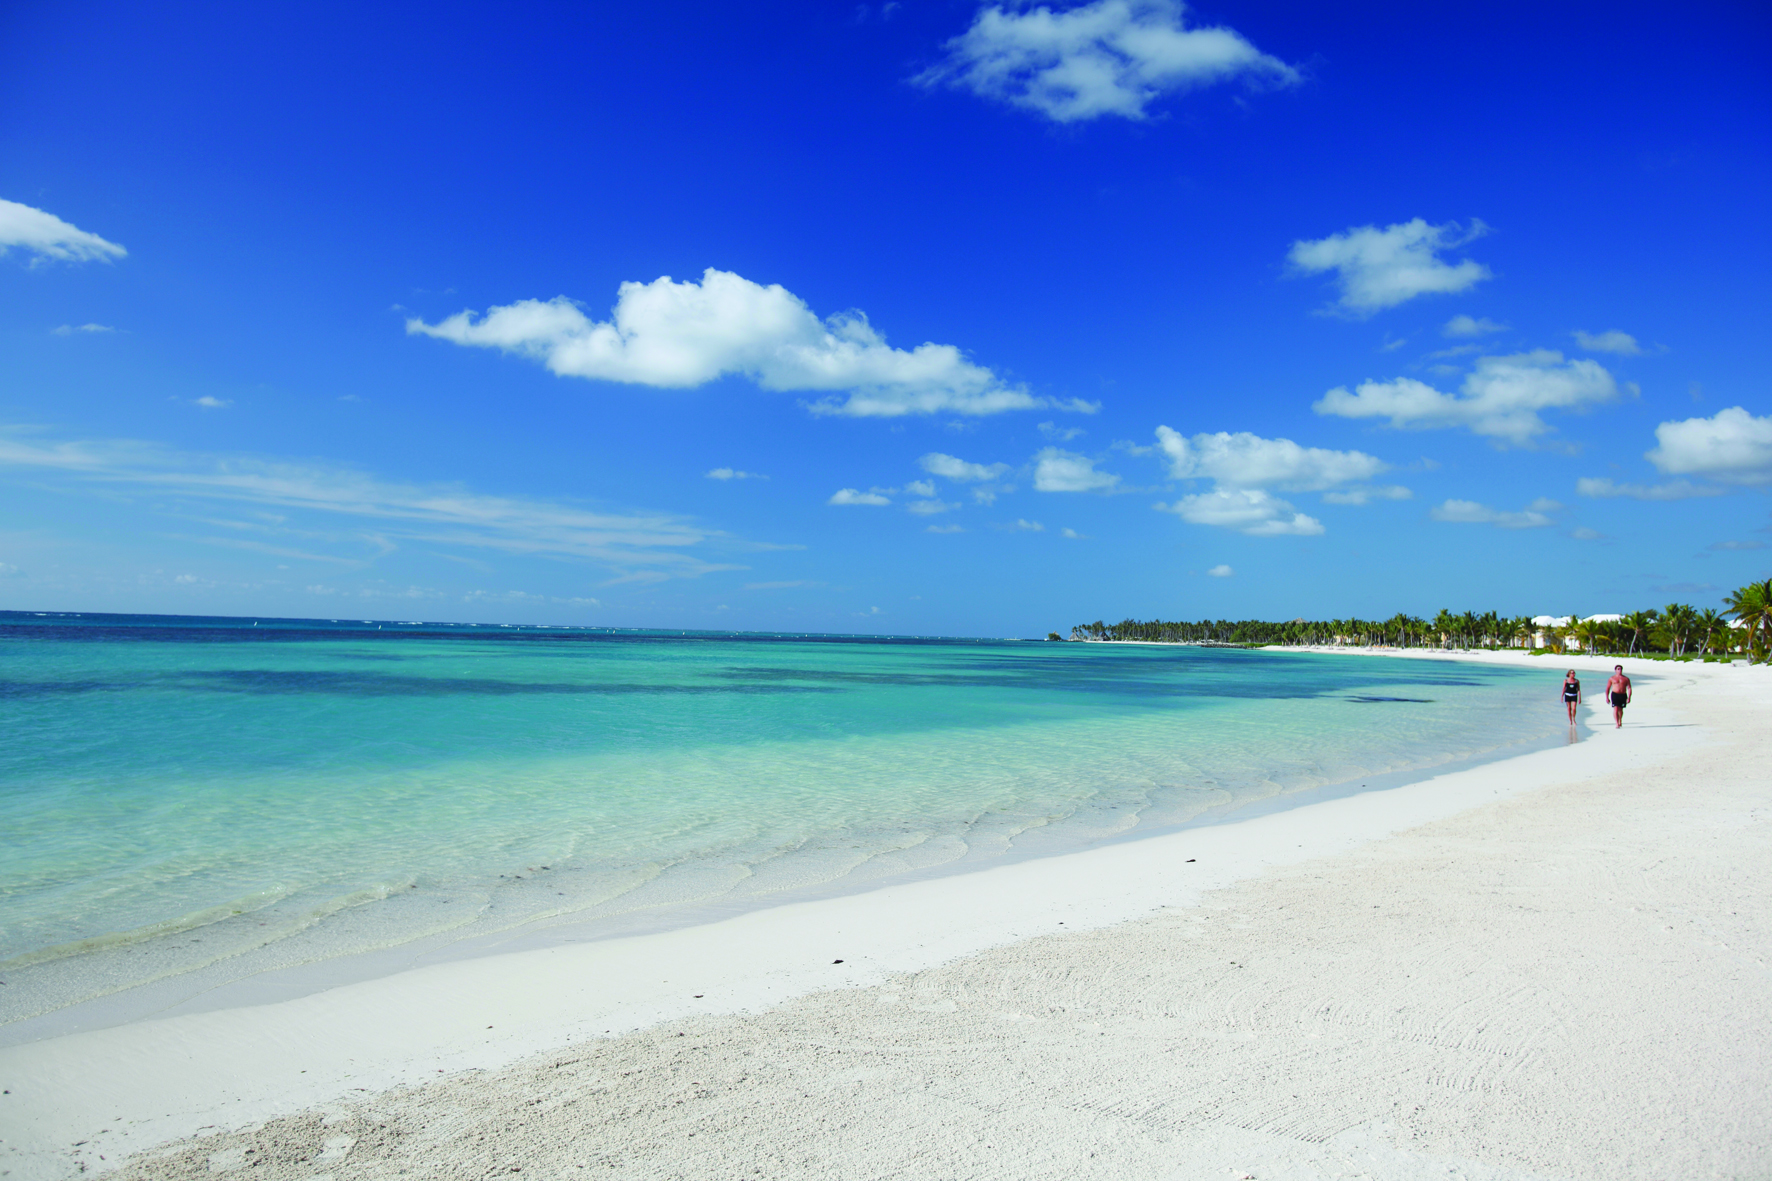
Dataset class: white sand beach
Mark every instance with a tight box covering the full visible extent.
[2,651,1767,1180]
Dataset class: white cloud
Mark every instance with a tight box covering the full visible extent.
[1708,540,1766,552]
[1570,527,1605,541]
[920,452,1010,482]
[1038,421,1085,442]
[1060,527,1086,539]
[1429,498,1556,529]
[1313,350,1622,445]
[52,323,116,335]
[1288,219,1490,316]
[1575,476,1723,501]
[1443,314,1507,337]
[1572,329,1642,356]
[1645,406,1772,485]
[915,0,1298,124]
[971,487,997,505]
[0,198,126,264]
[1156,489,1323,536]
[0,430,734,580]
[828,488,892,506]
[744,580,825,589]
[706,467,767,480]
[907,498,957,515]
[1320,484,1412,505]
[408,268,1089,419]
[1033,448,1119,492]
[926,523,965,533]
[904,479,938,497]
[1207,564,1234,577]
[1154,426,1386,490]
[997,518,1045,532]
[193,396,232,410]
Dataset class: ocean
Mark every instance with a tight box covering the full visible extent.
[0,611,1563,1029]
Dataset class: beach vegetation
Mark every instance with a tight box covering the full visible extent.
[1068,580,1771,661]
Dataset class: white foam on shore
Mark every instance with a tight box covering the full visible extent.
[0,651,1756,1180]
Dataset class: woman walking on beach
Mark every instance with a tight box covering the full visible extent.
[1561,670,1581,724]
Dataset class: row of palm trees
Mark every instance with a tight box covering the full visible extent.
[1067,578,1772,662]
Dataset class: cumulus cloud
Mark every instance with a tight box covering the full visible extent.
[920,452,1009,482]
[0,430,734,581]
[904,479,937,497]
[1155,427,1385,490]
[0,198,126,264]
[1060,527,1086,539]
[1038,421,1085,442]
[1575,477,1723,501]
[1157,489,1323,536]
[1314,350,1622,446]
[1443,315,1506,338]
[907,498,958,515]
[1207,564,1234,577]
[706,467,767,480]
[915,0,1298,124]
[1572,329,1642,356]
[1033,448,1119,492]
[1288,219,1491,316]
[193,396,232,410]
[408,268,1088,419]
[828,488,891,506]
[996,518,1045,532]
[1645,406,1772,485]
[1429,498,1558,529]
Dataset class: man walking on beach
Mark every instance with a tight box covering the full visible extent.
[1605,665,1632,728]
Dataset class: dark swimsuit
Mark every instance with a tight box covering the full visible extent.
[1563,680,1580,702]
[1609,687,1628,708]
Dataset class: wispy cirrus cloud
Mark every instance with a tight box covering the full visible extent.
[915,0,1298,124]
[1288,219,1490,316]
[1,198,126,265]
[0,429,738,581]
[408,268,1094,419]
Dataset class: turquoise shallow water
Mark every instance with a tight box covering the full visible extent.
[0,612,1561,1022]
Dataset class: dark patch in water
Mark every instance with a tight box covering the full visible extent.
[0,671,839,699]
[1346,695,1434,703]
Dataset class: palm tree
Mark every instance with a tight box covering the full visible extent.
[1431,609,1455,648]
[1657,602,1697,655]
[1620,609,1657,656]
[1724,579,1772,662]
[1694,608,1725,657]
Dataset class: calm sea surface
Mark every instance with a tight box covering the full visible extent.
[1,611,1561,1023]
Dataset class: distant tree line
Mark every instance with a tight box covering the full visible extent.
[1062,578,1772,663]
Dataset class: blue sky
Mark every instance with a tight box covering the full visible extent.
[3,0,1769,635]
